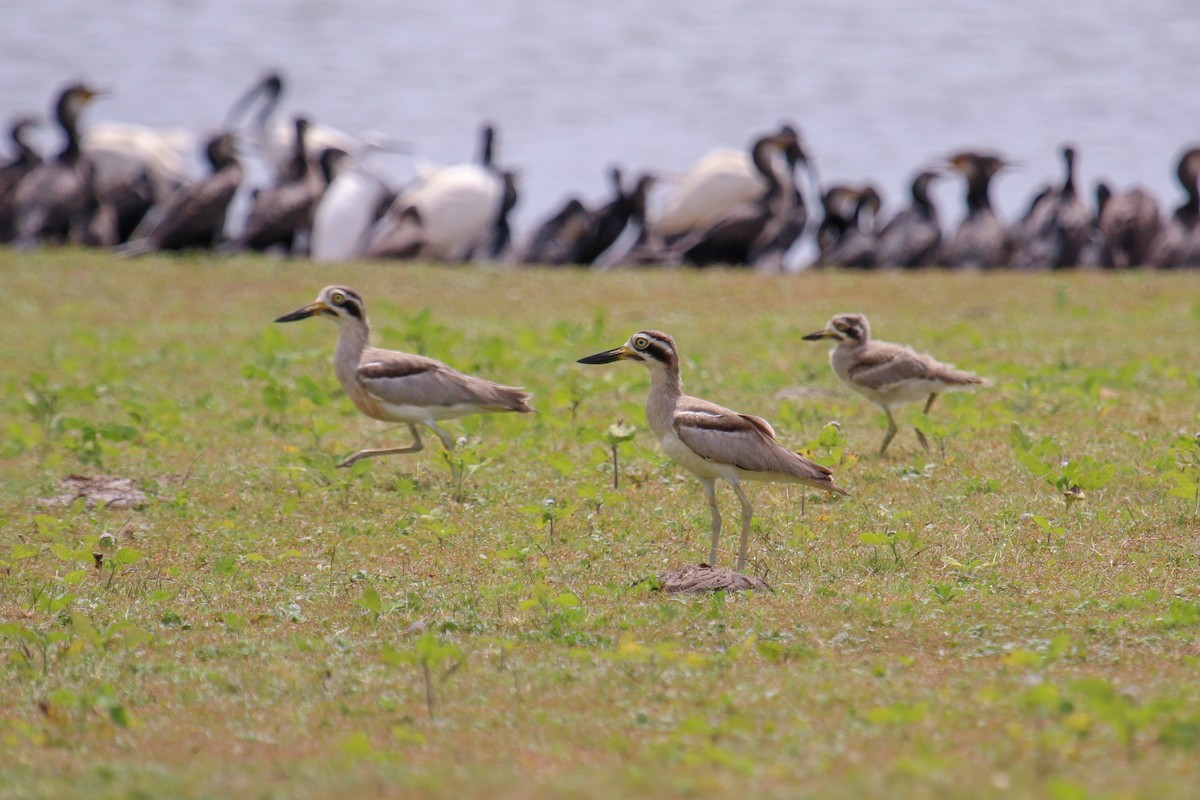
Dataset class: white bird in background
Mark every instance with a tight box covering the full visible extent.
[366,124,514,262]
[83,120,202,243]
[223,70,359,183]
[650,122,815,241]
[311,150,389,263]
[84,122,200,203]
[394,163,500,261]
[310,133,405,263]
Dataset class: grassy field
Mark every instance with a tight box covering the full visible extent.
[1,250,1199,799]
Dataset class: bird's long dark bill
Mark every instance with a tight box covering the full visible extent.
[274,302,324,323]
[577,347,626,365]
[274,308,314,323]
[802,329,836,341]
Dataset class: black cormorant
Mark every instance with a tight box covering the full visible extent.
[1092,182,1160,269]
[523,168,656,266]
[12,83,110,246]
[1008,145,1093,269]
[0,117,42,242]
[938,151,1010,269]
[1146,147,1200,268]
[237,117,327,254]
[874,171,941,269]
[120,132,243,254]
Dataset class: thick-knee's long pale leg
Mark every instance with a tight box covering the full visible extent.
[428,423,456,450]
[730,480,754,573]
[880,408,899,456]
[338,423,424,468]
[701,478,722,566]
[914,392,939,451]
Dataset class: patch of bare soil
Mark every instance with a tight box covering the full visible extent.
[659,563,772,593]
[37,475,152,510]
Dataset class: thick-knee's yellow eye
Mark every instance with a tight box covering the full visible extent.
[632,335,650,350]
[330,290,346,305]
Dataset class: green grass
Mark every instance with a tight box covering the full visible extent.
[1,249,1199,799]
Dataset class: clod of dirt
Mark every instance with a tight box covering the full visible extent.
[38,475,151,510]
[659,563,772,593]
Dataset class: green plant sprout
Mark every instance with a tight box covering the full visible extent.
[604,419,636,489]
[381,632,463,721]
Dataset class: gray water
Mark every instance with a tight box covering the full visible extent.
[4,0,1199,248]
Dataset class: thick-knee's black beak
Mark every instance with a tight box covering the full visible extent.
[274,300,327,323]
[577,346,631,365]
[275,307,314,323]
